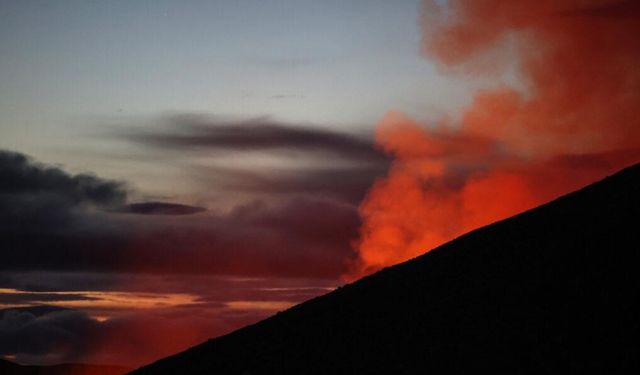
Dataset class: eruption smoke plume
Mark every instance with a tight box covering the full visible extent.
[349,0,640,277]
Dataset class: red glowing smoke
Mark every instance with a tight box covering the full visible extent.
[349,0,640,277]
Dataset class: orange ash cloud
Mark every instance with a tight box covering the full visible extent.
[348,0,640,277]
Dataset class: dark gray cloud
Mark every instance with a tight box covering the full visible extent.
[112,114,390,205]
[0,293,97,305]
[122,202,207,215]
[0,150,206,230]
[0,306,98,365]
[120,114,387,162]
[0,150,128,272]
[0,149,364,278]
[201,163,387,204]
[0,272,129,293]
[0,150,127,234]
[126,114,390,203]
[0,150,127,207]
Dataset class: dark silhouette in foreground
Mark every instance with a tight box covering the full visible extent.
[132,163,640,374]
[0,359,129,375]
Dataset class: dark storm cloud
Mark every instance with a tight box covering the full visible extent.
[0,150,126,254]
[0,272,130,293]
[201,163,387,204]
[0,150,233,276]
[121,114,387,162]
[0,150,126,271]
[0,150,360,278]
[0,150,127,207]
[111,114,390,205]
[0,306,99,364]
[0,147,369,278]
[0,150,127,234]
[0,292,97,305]
[122,202,207,215]
[0,150,205,229]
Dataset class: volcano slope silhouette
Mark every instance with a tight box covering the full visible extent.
[131,163,640,374]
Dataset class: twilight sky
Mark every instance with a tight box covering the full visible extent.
[0,0,480,202]
[2,0,639,369]
[0,0,475,367]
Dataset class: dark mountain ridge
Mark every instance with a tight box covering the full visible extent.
[131,163,640,374]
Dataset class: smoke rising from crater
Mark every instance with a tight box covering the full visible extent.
[349,0,640,277]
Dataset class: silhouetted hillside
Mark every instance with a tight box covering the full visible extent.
[131,163,640,374]
[0,359,129,375]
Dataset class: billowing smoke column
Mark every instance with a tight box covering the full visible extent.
[349,0,640,277]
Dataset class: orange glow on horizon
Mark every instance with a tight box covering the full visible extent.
[0,288,200,314]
